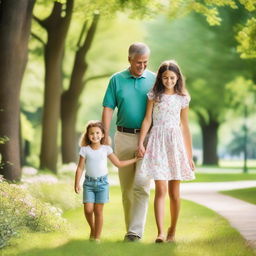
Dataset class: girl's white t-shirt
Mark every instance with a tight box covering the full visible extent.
[79,145,113,178]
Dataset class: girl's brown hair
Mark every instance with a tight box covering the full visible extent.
[152,60,187,101]
[79,120,105,146]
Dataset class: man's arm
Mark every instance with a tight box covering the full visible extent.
[102,107,114,145]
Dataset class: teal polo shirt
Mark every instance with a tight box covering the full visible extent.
[102,69,156,129]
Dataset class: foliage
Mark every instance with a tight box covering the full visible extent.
[21,165,81,210]
[236,17,256,58]
[146,11,251,125]
[0,176,67,248]
[225,76,256,109]
[21,112,34,142]
[165,0,256,59]
[0,136,9,145]
[0,136,9,170]
[27,181,81,211]
[227,129,256,158]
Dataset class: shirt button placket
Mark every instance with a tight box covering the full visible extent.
[134,77,137,89]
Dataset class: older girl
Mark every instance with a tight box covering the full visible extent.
[138,60,195,243]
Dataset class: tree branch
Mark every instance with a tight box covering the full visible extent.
[31,32,45,46]
[80,12,100,55]
[65,0,74,19]
[83,73,113,84]
[33,15,47,29]
[77,20,88,48]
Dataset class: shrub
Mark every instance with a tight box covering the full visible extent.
[27,182,81,211]
[0,176,68,248]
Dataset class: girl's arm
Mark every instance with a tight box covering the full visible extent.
[108,153,139,168]
[180,107,195,170]
[137,99,154,156]
[74,156,85,193]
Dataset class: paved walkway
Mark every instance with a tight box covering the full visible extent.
[181,181,256,248]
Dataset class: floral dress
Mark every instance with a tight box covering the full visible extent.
[140,91,195,181]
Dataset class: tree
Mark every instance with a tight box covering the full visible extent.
[30,0,163,169]
[33,0,74,172]
[0,0,35,181]
[225,77,256,172]
[146,5,255,165]
[60,12,100,163]
[166,0,256,58]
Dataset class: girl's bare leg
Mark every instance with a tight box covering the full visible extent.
[84,203,95,239]
[154,180,167,241]
[167,180,180,242]
[94,203,104,240]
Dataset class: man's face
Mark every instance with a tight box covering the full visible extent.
[129,54,149,77]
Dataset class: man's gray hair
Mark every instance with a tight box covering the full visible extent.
[128,42,150,59]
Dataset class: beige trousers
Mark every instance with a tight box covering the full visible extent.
[114,131,151,238]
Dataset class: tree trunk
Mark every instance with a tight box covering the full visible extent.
[200,118,220,165]
[61,13,99,163]
[0,0,35,181]
[38,0,73,172]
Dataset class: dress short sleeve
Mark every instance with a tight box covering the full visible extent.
[147,90,155,100]
[105,145,113,156]
[79,147,87,158]
[181,95,191,109]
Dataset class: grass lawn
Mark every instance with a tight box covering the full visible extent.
[187,173,256,182]
[219,159,256,169]
[220,187,256,205]
[3,187,255,256]
[108,172,256,184]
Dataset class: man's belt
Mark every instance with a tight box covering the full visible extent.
[117,126,141,134]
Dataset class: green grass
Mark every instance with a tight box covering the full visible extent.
[220,187,256,205]
[219,159,256,169]
[3,186,255,256]
[187,173,256,182]
[108,172,256,183]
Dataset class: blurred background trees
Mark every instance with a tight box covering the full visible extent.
[0,0,255,181]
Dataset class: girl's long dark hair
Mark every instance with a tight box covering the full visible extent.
[152,60,187,101]
[79,121,105,146]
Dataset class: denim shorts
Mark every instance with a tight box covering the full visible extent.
[83,175,109,204]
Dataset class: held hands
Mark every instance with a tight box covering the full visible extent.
[135,154,143,161]
[137,144,146,158]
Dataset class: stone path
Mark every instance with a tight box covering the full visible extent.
[181,181,256,248]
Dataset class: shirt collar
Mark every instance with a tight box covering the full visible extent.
[124,68,147,79]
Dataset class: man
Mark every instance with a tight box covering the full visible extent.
[102,42,155,241]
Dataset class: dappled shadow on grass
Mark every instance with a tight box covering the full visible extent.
[16,235,255,256]
[16,239,177,256]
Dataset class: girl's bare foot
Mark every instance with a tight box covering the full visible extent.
[166,227,175,243]
[89,229,95,241]
[155,234,165,243]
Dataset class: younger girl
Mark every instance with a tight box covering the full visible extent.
[138,60,195,243]
[74,121,139,242]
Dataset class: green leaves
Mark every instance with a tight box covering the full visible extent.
[236,17,256,59]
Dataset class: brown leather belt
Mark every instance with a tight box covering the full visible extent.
[117,126,141,134]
